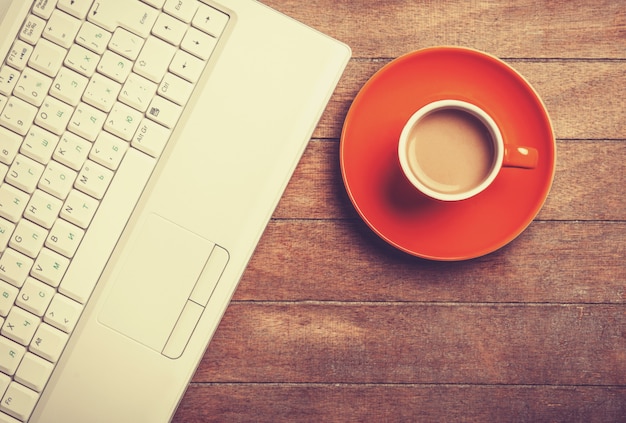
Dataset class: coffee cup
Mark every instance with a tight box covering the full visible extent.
[397,99,538,201]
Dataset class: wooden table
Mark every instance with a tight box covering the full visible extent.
[174,1,626,421]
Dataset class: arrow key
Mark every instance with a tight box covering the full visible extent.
[170,49,205,83]
[152,12,187,46]
[181,26,217,61]
[44,293,82,333]
[192,3,229,37]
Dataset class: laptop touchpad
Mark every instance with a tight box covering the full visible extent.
[99,213,226,357]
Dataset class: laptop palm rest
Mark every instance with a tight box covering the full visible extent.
[98,213,228,358]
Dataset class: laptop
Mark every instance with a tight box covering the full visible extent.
[0,0,350,421]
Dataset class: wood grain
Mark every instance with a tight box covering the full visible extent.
[173,1,626,422]
[195,303,626,385]
[236,221,626,304]
[176,384,626,423]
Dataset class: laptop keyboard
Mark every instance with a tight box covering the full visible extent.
[0,0,228,420]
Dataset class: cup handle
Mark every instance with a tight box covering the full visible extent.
[503,145,538,169]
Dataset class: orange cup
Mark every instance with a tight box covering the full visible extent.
[398,99,538,201]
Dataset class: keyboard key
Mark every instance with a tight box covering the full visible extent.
[53,132,91,171]
[180,27,217,60]
[131,118,170,157]
[36,96,73,136]
[19,15,46,45]
[13,68,52,107]
[119,73,158,112]
[60,189,99,229]
[44,293,82,333]
[164,0,199,23]
[50,67,89,106]
[83,74,121,113]
[31,248,69,288]
[193,3,229,37]
[29,322,68,362]
[6,41,33,72]
[169,49,205,83]
[109,28,144,61]
[0,337,25,375]
[0,185,29,223]
[32,0,58,20]
[45,219,84,258]
[0,249,33,288]
[152,13,188,46]
[158,73,193,106]
[89,132,128,170]
[97,51,132,83]
[43,9,82,49]
[64,44,99,76]
[6,155,45,194]
[146,96,182,129]
[20,125,59,165]
[28,39,66,77]
[75,22,112,55]
[24,190,63,230]
[68,102,107,141]
[38,160,78,200]
[134,37,177,83]
[16,278,54,316]
[0,381,38,421]
[9,219,47,259]
[104,102,142,141]
[1,307,39,346]
[88,0,159,38]
[75,160,113,199]
[14,352,53,392]
[0,97,37,136]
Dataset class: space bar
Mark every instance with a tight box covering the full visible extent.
[59,149,156,303]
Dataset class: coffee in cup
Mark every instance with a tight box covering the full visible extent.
[398,100,537,201]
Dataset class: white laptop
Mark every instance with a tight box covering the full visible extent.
[0,0,350,421]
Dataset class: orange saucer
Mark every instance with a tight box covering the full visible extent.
[340,47,556,260]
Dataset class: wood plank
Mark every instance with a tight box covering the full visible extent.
[274,141,626,221]
[193,304,626,386]
[174,384,626,423]
[314,61,626,140]
[237,221,626,304]
[264,0,626,59]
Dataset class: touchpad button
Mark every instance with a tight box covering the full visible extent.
[99,213,215,352]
